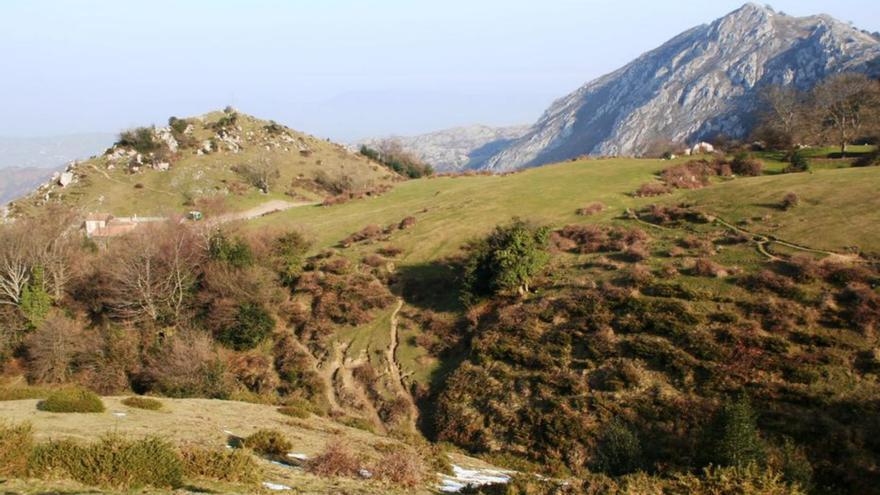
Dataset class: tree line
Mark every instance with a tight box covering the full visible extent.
[754,72,880,155]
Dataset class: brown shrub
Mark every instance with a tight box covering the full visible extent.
[25,314,90,385]
[306,438,362,478]
[731,155,764,176]
[660,160,717,189]
[679,235,715,255]
[692,258,727,278]
[370,447,429,488]
[340,225,385,247]
[623,243,650,262]
[838,283,880,334]
[739,270,803,299]
[228,351,280,395]
[141,330,233,399]
[781,192,800,210]
[638,204,703,225]
[398,216,417,230]
[378,246,403,258]
[362,254,387,268]
[785,255,821,282]
[634,182,672,197]
[576,202,606,216]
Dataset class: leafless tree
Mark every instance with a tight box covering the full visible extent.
[234,156,279,194]
[0,222,34,306]
[103,222,203,324]
[25,313,89,384]
[813,73,880,155]
[757,85,812,145]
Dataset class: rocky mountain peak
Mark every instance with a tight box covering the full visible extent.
[477,4,880,171]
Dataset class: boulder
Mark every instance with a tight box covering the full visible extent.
[58,172,74,187]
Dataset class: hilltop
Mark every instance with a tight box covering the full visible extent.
[472,3,880,170]
[9,109,399,220]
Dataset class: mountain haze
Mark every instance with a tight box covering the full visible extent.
[357,124,529,171]
[480,3,880,170]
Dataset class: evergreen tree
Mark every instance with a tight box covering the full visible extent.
[461,219,550,304]
[20,266,52,328]
[706,395,767,468]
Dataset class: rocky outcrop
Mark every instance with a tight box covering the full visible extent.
[358,124,529,172]
[481,3,880,171]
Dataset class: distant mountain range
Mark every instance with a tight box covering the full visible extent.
[0,133,115,204]
[356,124,529,172]
[365,3,880,172]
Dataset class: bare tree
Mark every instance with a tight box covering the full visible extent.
[103,222,203,324]
[25,313,89,384]
[757,85,811,145]
[0,223,34,306]
[813,73,880,155]
[234,156,279,194]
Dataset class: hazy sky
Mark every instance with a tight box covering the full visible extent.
[1,0,878,141]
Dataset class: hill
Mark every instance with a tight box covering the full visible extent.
[479,3,880,170]
[8,109,399,219]
[2,143,879,493]
[357,124,529,172]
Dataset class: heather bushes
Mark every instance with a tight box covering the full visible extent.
[37,387,104,413]
[0,422,32,477]
[241,429,292,456]
[180,446,261,483]
[577,202,606,216]
[634,182,672,197]
[121,396,163,410]
[306,438,362,477]
[30,435,183,489]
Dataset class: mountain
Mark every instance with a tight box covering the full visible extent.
[357,124,529,172]
[0,133,115,204]
[480,3,880,170]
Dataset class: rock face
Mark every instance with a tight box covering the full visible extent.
[358,124,529,172]
[481,3,880,171]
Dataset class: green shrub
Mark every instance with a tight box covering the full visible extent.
[38,387,105,413]
[30,435,183,489]
[0,422,33,477]
[591,419,643,476]
[117,127,161,153]
[277,405,310,419]
[705,395,767,468]
[462,219,550,303]
[216,302,275,351]
[784,150,810,173]
[121,396,163,411]
[20,266,52,328]
[0,385,49,401]
[180,446,261,483]
[208,231,253,268]
[241,429,292,456]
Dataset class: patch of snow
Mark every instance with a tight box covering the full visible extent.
[262,481,291,491]
[112,412,126,417]
[439,465,512,493]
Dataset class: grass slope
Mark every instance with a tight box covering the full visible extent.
[11,111,397,218]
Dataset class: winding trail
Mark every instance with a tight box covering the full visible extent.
[386,298,418,432]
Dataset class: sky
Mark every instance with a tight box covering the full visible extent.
[0,0,878,142]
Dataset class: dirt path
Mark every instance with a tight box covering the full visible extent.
[386,298,418,432]
[211,199,318,224]
[710,215,863,262]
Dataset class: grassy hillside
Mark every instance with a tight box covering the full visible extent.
[3,143,879,494]
[9,110,398,218]
[253,155,880,259]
